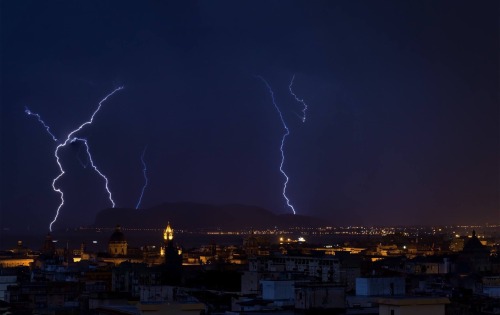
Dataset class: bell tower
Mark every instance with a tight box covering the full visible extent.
[161,221,182,285]
[164,222,174,244]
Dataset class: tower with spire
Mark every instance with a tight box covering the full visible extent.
[164,222,174,243]
[161,222,182,285]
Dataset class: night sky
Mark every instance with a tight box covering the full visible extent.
[1,1,498,231]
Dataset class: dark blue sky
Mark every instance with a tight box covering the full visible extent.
[1,1,498,231]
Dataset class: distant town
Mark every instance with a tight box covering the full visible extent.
[0,222,499,314]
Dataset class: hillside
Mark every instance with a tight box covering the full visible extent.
[93,202,326,229]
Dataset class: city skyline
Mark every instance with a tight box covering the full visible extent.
[1,1,498,231]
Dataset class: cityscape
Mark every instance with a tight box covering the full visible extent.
[1,1,498,315]
[0,219,499,314]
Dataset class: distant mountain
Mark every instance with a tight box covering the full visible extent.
[93,202,326,229]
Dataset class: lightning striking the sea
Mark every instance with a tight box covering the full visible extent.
[256,76,296,215]
[25,107,58,142]
[25,87,123,231]
[48,86,123,231]
[135,146,149,209]
[289,74,308,123]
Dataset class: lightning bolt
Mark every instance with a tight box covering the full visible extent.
[49,87,123,231]
[135,146,148,209]
[289,74,308,123]
[42,86,123,231]
[24,107,58,142]
[72,137,115,203]
[256,76,296,215]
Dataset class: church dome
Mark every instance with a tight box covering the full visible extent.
[463,230,489,254]
[109,225,126,243]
